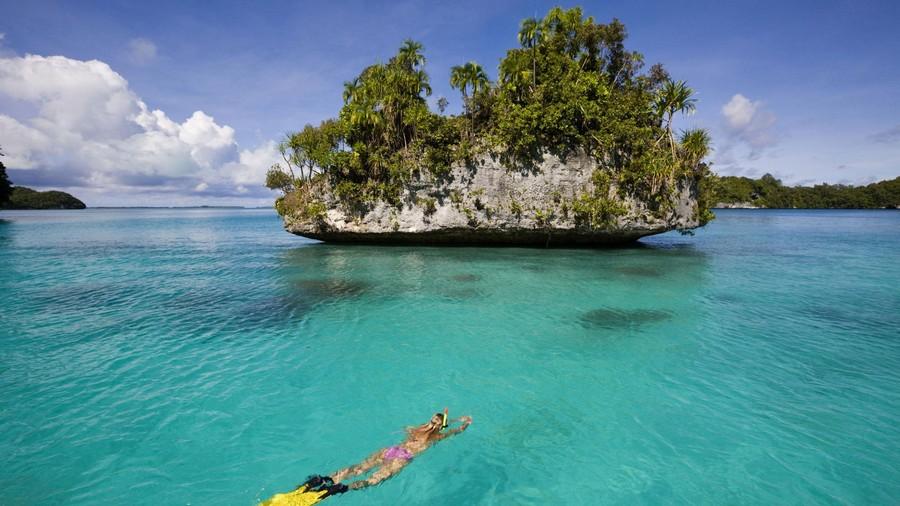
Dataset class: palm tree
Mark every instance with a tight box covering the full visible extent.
[342,78,360,104]
[654,80,697,159]
[450,65,469,100]
[347,100,383,144]
[679,128,711,167]
[467,62,490,95]
[398,39,426,70]
[412,68,432,97]
[450,62,490,135]
[518,17,541,87]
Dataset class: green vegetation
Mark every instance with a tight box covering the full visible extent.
[0,147,85,209]
[268,7,714,226]
[715,175,900,209]
[3,187,86,209]
[0,147,12,205]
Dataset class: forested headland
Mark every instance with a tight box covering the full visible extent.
[714,174,899,209]
[2,187,87,210]
[0,147,85,210]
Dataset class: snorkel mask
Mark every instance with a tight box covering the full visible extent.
[436,410,448,431]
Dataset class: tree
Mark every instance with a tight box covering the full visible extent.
[398,39,426,69]
[654,80,696,159]
[518,17,542,87]
[0,146,11,205]
[265,164,295,194]
[436,96,448,114]
[342,78,360,104]
[679,128,711,168]
[450,61,490,133]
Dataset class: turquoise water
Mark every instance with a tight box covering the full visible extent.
[1,208,899,505]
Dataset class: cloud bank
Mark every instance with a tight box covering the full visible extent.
[0,54,279,205]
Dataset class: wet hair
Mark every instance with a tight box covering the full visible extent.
[406,413,443,440]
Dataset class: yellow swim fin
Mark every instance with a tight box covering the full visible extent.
[260,475,348,506]
[259,483,328,506]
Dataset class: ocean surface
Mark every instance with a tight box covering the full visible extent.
[1,208,898,505]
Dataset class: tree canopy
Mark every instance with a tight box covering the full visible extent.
[715,175,900,209]
[268,7,715,225]
[2,187,86,210]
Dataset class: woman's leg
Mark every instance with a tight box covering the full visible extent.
[330,449,384,483]
[348,458,409,490]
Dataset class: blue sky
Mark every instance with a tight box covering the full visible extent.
[1,0,898,206]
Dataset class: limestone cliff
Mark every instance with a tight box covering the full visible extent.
[283,153,701,246]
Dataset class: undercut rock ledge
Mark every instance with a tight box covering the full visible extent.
[283,153,700,247]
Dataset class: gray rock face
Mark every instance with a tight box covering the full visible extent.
[283,153,700,246]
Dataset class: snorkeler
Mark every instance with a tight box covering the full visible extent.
[260,409,472,505]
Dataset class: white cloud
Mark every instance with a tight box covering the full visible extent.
[127,38,157,65]
[224,140,281,186]
[721,93,777,159]
[0,54,278,204]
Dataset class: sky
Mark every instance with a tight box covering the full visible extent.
[0,0,898,207]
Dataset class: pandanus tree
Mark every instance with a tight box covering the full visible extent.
[450,61,490,134]
[654,80,697,160]
[679,128,711,168]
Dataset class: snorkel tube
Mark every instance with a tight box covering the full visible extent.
[440,408,449,431]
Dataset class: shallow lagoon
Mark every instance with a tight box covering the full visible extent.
[1,208,898,504]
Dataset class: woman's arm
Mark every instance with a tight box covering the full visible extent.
[437,415,472,439]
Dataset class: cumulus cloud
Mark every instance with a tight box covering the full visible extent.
[0,54,278,204]
[721,93,777,160]
[127,38,157,65]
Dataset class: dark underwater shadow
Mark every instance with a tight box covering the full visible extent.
[449,273,481,282]
[579,307,673,330]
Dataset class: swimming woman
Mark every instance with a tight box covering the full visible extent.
[330,408,472,491]
[260,409,471,504]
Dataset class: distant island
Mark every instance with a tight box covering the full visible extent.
[2,186,86,210]
[715,174,899,209]
[267,7,716,246]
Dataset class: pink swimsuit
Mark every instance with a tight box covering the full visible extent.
[383,446,413,461]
